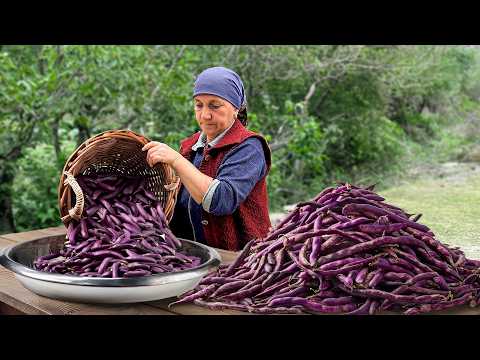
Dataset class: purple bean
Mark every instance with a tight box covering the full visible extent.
[123,222,141,234]
[246,306,304,314]
[256,277,292,299]
[221,284,263,301]
[90,187,104,200]
[269,297,357,314]
[337,274,354,288]
[369,300,380,315]
[338,285,418,303]
[111,262,120,278]
[342,203,430,232]
[135,193,150,205]
[37,253,61,262]
[316,256,378,277]
[433,276,450,291]
[375,258,415,277]
[394,250,436,274]
[91,250,124,259]
[80,260,101,271]
[113,201,131,214]
[354,268,369,284]
[309,234,323,266]
[80,272,100,277]
[191,299,252,312]
[404,293,473,315]
[358,223,407,234]
[125,249,140,257]
[408,286,449,296]
[299,238,312,267]
[345,299,372,315]
[101,270,113,278]
[286,250,323,283]
[368,271,384,288]
[170,284,218,307]
[96,207,107,221]
[269,286,309,301]
[123,269,151,277]
[86,205,100,216]
[314,235,427,267]
[127,262,151,270]
[212,280,250,297]
[97,257,114,274]
[321,296,355,306]
[96,180,116,192]
[264,263,274,273]
[200,276,247,286]
[67,221,81,245]
[124,255,157,263]
[331,217,371,230]
[389,256,423,274]
[383,272,412,282]
[224,240,254,277]
[318,257,364,271]
[452,285,474,297]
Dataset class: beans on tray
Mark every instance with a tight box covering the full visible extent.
[34,175,201,278]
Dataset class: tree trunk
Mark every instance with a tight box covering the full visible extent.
[0,196,16,234]
[0,120,38,234]
[77,124,91,147]
[52,117,61,163]
[0,163,16,234]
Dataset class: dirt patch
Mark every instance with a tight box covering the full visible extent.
[406,161,480,184]
[462,144,480,162]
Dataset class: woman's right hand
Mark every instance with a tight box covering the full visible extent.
[142,141,182,168]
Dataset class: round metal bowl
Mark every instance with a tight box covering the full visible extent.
[0,236,221,304]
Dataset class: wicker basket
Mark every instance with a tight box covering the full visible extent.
[58,129,180,227]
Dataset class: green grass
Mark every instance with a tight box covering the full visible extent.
[379,174,480,259]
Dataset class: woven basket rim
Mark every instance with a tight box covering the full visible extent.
[57,129,179,227]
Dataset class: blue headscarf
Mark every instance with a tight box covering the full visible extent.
[193,67,247,110]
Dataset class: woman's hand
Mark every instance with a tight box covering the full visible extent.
[142,141,181,168]
[142,141,214,204]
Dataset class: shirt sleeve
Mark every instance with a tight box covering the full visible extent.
[202,138,267,216]
[201,179,221,212]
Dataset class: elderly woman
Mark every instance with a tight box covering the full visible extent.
[142,67,271,251]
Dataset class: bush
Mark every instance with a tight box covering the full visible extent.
[2,45,479,230]
[12,142,76,231]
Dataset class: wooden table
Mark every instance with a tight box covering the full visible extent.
[1,227,479,315]
[0,226,246,315]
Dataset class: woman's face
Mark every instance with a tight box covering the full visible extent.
[194,94,237,141]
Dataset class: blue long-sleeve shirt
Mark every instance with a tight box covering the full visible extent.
[172,136,267,244]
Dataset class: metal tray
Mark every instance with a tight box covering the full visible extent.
[0,236,221,304]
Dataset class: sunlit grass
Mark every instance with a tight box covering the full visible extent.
[380,174,480,259]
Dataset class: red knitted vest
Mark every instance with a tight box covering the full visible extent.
[178,119,272,251]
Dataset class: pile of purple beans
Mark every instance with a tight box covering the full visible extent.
[171,183,480,315]
[34,175,201,278]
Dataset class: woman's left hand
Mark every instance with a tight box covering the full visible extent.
[142,141,181,167]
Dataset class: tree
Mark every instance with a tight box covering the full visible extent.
[2,45,478,232]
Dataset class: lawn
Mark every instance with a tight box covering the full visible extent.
[379,173,480,259]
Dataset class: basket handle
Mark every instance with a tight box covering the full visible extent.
[164,175,181,191]
[61,171,85,223]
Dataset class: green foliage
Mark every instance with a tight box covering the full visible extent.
[12,144,63,231]
[1,45,479,232]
